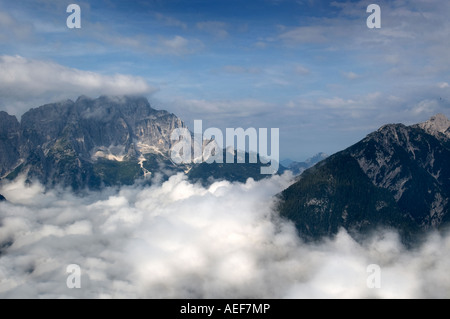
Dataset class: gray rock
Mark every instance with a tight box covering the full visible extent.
[1,96,187,190]
[0,111,20,177]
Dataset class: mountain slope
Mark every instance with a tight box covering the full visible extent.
[278,114,450,244]
[0,111,20,177]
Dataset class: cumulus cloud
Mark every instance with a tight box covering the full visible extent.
[0,173,449,298]
[0,55,156,116]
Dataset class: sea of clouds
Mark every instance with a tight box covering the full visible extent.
[1,173,450,299]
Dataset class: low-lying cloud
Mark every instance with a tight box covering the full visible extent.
[0,173,449,299]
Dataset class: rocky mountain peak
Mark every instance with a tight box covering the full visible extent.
[0,111,20,136]
[0,95,189,189]
[0,95,283,190]
[417,113,450,139]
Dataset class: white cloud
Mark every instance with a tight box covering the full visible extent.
[0,55,157,116]
[1,174,450,298]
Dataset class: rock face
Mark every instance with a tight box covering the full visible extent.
[415,113,450,140]
[0,95,277,190]
[0,111,20,177]
[278,114,450,245]
[20,95,184,159]
[1,96,187,190]
[0,194,5,201]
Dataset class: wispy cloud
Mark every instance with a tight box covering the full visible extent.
[172,98,274,119]
[154,12,188,30]
[222,65,262,74]
[196,21,229,38]
[279,25,331,44]
[0,11,33,41]
[294,64,311,76]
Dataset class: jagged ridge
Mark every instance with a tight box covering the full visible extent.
[0,95,280,190]
[0,96,186,190]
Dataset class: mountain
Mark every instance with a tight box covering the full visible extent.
[0,96,280,190]
[278,114,450,245]
[0,111,20,177]
[188,149,286,185]
[286,152,328,175]
[0,194,5,201]
[1,96,188,190]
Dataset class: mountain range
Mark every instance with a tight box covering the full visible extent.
[277,114,450,245]
[0,96,281,191]
[2,95,449,246]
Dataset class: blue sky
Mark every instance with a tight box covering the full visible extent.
[0,0,449,160]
